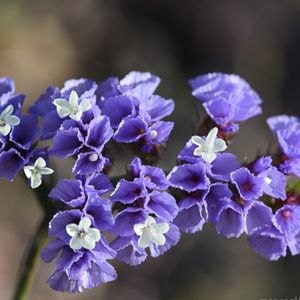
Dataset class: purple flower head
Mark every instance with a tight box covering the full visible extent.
[272,205,300,237]
[189,73,262,133]
[177,138,240,182]
[51,113,113,175]
[167,162,210,193]
[231,167,264,201]
[0,114,41,181]
[174,189,209,234]
[41,210,117,292]
[30,79,97,140]
[110,157,179,265]
[267,115,300,177]
[250,156,287,200]
[248,226,287,260]
[99,72,175,153]
[206,183,245,238]
[244,201,273,234]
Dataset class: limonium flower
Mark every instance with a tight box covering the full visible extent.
[267,115,300,177]
[189,73,262,134]
[0,105,20,136]
[54,90,92,121]
[191,127,227,163]
[110,157,180,266]
[23,157,54,189]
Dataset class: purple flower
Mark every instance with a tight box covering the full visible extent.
[189,73,262,133]
[30,79,97,140]
[110,158,180,265]
[177,139,240,181]
[167,162,210,193]
[51,113,113,175]
[230,167,263,201]
[173,189,209,233]
[267,115,300,177]
[248,203,300,260]
[248,226,287,260]
[41,210,117,292]
[100,71,175,153]
[0,114,40,181]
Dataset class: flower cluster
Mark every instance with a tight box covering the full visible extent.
[110,157,180,265]
[1,71,300,294]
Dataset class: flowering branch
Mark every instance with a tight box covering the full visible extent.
[1,72,299,297]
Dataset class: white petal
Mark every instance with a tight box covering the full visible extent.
[1,105,14,117]
[191,135,205,147]
[79,217,91,231]
[145,216,156,226]
[66,223,79,237]
[153,222,169,234]
[150,232,166,246]
[82,237,96,250]
[69,90,79,107]
[214,139,227,152]
[39,167,54,175]
[0,124,11,136]
[23,166,33,178]
[202,152,217,163]
[205,127,218,151]
[70,237,83,250]
[138,232,151,248]
[31,174,42,189]
[86,228,101,242]
[79,98,92,112]
[69,111,82,121]
[193,147,205,157]
[53,99,72,118]
[134,223,145,236]
[3,115,20,126]
[35,157,46,168]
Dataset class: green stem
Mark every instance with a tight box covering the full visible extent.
[12,217,49,300]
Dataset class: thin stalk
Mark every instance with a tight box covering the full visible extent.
[12,216,49,300]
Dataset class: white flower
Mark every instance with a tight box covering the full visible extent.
[134,216,169,248]
[66,217,101,251]
[53,90,92,121]
[23,157,54,189]
[191,127,227,163]
[0,105,20,136]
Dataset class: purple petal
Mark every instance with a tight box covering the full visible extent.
[114,117,148,143]
[248,227,287,260]
[101,95,135,128]
[49,179,86,208]
[146,191,179,221]
[167,162,210,193]
[51,127,84,157]
[85,116,113,151]
[209,153,240,181]
[0,149,26,181]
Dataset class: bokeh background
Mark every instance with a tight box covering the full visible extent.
[1,1,300,299]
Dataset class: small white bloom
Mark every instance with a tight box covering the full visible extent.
[134,216,169,248]
[88,152,99,162]
[150,130,158,139]
[191,127,227,163]
[53,90,92,121]
[23,157,54,189]
[0,105,20,136]
[66,217,101,251]
[264,176,272,185]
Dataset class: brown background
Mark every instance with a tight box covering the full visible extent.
[1,1,300,299]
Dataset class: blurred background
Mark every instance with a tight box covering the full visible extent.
[1,0,300,299]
